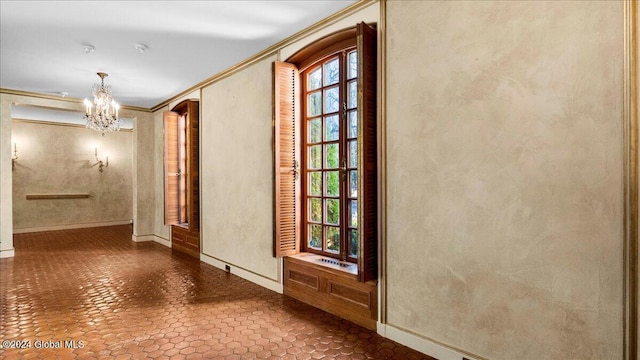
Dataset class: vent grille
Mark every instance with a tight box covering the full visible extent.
[318,258,351,268]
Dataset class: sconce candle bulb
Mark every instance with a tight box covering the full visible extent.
[94,147,109,173]
[11,142,18,170]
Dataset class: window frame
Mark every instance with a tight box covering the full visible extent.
[274,22,378,283]
[164,99,200,231]
[301,49,359,262]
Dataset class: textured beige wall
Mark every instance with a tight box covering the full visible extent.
[0,94,14,252]
[132,111,155,237]
[385,1,624,359]
[200,55,279,280]
[153,106,170,241]
[1,93,151,241]
[12,121,133,230]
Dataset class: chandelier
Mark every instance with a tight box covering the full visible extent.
[84,72,121,134]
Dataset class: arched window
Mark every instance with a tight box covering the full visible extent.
[274,22,377,282]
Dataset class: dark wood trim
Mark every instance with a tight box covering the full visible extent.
[171,225,199,259]
[379,0,387,326]
[624,1,638,359]
[284,256,377,330]
[287,27,357,72]
[26,194,90,200]
[167,99,201,258]
[356,22,378,283]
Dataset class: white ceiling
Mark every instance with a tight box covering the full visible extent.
[0,0,357,110]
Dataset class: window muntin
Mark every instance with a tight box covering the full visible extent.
[303,50,359,261]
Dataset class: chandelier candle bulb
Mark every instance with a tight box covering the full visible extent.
[84,98,91,115]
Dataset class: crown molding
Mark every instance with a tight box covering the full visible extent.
[11,118,133,132]
[0,87,151,113]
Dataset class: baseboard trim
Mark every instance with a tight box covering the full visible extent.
[153,236,171,247]
[378,323,482,360]
[131,234,170,247]
[200,253,283,294]
[132,234,154,242]
[0,249,15,258]
[13,220,132,234]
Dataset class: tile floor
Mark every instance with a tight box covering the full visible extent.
[0,225,434,360]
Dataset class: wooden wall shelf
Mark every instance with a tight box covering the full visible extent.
[26,194,90,200]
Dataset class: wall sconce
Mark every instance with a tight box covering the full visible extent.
[95,147,109,172]
[11,142,18,170]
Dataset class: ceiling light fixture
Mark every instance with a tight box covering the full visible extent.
[82,43,95,54]
[83,72,120,135]
[134,43,149,53]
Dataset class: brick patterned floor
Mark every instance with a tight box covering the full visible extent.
[0,225,434,359]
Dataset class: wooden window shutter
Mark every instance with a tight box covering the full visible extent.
[357,22,378,283]
[164,111,180,225]
[273,61,301,257]
[186,101,200,232]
